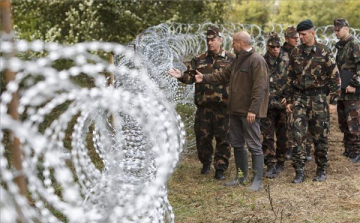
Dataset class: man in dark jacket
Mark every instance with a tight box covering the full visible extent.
[334,18,360,163]
[168,25,235,180]
[195,31,269,191]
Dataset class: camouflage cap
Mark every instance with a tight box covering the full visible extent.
[206,25,222,38]
[267,32,281,47]
[285,26,299,38]
[334,18,350,30]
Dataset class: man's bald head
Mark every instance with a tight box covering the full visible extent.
[232,31,252,53]
[233,31,252,45]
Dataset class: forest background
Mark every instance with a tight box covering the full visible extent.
[10,0,360,45]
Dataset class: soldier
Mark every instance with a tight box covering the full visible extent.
[285,19,340,183]
[168,25,235,180]
[282,26,313,162]
[261,32,289,178]
[195,31,269,191]
[334,18,360,163]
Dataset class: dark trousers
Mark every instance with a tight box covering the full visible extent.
[229,115,263,156]
[194,107,231,171]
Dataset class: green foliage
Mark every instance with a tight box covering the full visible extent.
[271,0,360,28]
[229,0,274,25]
[11,0,232,44]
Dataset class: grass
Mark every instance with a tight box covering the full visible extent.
[167,114,360,223]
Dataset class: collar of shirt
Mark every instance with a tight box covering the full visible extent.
[206,48,226,58]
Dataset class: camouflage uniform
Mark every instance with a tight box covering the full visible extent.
[179,48,235,171]
[261,32,289,176]
[282,27,297,159]
[286,38,340,177]
[334,18,360,163]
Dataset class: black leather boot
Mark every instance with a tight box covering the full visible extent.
[275,161,285,174]
[214,170,225,180]
[263,163,278,178]
[201,164,210,174]
[313,168,327,182]
[225,149,248,186]
[248,155,264,191]
[349,153,360,163]
[292,168,305,183]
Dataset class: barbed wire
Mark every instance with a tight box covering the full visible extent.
[1,40,184,223]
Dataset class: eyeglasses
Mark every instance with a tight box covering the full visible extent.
[269,46,280,49]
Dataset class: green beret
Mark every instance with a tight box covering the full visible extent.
[296,19,314,32]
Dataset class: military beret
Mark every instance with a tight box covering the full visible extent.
[296,19,314,32]
[267,32,281,47]
[285,26,299,38]
[206,25,222,38]
[334,18,349,30]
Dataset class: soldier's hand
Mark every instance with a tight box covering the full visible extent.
[346,86,356,93]
[329,104,337,114]
[168,68,182,78]
[195,70,204,83]
[281,98,287,106]
[286,104,293,113]
[247,112,256,124]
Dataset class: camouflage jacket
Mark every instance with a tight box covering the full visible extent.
[335,35,360,100]
[282,42,294,58]
[263,50,289,109]
[179,48,235,108]
[285,41,340,105]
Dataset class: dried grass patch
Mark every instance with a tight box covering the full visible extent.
[168,113,360,223]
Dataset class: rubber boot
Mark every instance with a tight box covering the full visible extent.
[225,149,248,186]
[248,155,264,191]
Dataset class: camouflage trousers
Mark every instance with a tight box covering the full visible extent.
[337,100,360,153]
[194,106,231,171]
[291,94,330,171]
[287,114,313,150]
[260,108,288,165]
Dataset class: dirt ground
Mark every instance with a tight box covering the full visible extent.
[168,113,360,223]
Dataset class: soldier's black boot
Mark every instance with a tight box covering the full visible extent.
[225,149,248,186]
[275,161,285,174]
[201,164,211,174]
[248,155,264,191]
[214,170,225,180]
[263,163,278,178]
[349,153,360,163]
[313,168,327,182]
[292,168,305,184]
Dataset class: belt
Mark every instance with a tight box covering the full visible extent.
[295,86,329,96]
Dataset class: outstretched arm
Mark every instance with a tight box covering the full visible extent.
[168,68,182,78]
